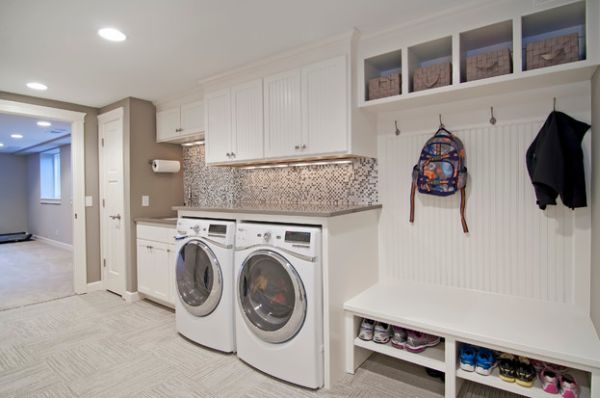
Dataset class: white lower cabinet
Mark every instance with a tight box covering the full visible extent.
[136,223,176,307]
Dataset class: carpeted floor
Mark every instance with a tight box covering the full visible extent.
[0,240,74,311]
[0,291,517,397]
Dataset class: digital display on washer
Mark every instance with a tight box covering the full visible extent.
[285,231,311,244]
[208,224,227,235]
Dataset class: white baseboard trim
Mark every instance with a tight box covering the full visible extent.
[33,235,73,251]
[123,291,141,303]
[86,281,103,292]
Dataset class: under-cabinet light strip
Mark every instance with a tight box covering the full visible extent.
[182,140,205,147]
[241,159,353,170]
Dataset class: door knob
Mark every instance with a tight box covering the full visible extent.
[109,214,121,220]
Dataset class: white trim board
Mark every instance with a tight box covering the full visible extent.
[33,235,73,251]
[86,281,103,292]
[0,99,87,295]
[123,291,141,303]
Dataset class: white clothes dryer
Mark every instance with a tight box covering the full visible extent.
[234,222,323,388]
[174,217,236,353]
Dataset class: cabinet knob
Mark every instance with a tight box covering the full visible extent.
[146,245,153,249]
[294,145,300,150]
[175,128,183,132]
[231,152,235,157]
[226,152,231,157]
[301,144,306,150]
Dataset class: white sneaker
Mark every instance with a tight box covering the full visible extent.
[358,318,375,341]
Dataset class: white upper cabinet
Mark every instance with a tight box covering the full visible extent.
[231,79,264,161]
[301,56,348,156]
[205,89,232,164]
[156,100,204,143]
[264,69,302,158]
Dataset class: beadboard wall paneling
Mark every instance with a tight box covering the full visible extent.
[183,145,377,207]
[378,120,591,306]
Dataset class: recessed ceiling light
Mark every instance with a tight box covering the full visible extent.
[26,82,48,91]
[98,27,127,42]
[37,121,52,127]
[11,134,23,139]
[0,142,4,148]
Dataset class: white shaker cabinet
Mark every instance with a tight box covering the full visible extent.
[136,240,170,304]
[156,107,181,142]
[301,55,348,156]
[264,69,302,158]
[156,100,204,143]
[205,89,232,164]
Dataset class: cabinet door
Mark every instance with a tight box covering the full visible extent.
[156,107,181,142]
[231,79,264,162]
[301,55,348,155]
[167,245,176,306]
[180,100,205,136]
[264,70,302,159]
[205,89,232,164]
[136,240,154,295]
[151,243,170,302]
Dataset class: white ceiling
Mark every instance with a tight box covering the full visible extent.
[0,0,472,108]
[0,113,71,154]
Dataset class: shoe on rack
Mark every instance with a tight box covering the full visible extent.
[498,355,516,383]
[405,330,441,353]
[515,358,536,388]
[373,322,393,344]
[475,348,496,376]
[540,369,560,394]
[459,344,477,372]
[358,318,375,341]
[391,326,407,349]
[560,374,579,398]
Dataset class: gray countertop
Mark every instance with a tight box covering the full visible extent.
[172,204,382,217]
[134,217,178,226]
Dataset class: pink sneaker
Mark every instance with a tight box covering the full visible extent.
[560,374,579,398]
[540,369,560,394]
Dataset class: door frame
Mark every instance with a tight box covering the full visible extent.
[0,99,88,294]
[97,107,127,295]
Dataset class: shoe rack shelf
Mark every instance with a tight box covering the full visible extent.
[354,337,446,372]
[343,281,600,398]
[456,366,591,398]
[358,0,598,112]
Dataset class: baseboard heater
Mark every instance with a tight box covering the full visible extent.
[0,232,33,244]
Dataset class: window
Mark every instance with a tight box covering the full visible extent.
[40,148,61,202]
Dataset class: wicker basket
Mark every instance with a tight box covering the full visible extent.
[526,33,580,70]
[466,48,512,82]
[413,63,451,92]
[368,74,401,100]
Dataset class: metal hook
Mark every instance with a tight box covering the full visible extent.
[394,120,400,136]
[490,106,497,125]
[553,97,557,112]
[439,113,444,129]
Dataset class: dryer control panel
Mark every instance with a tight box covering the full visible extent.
[236,223,321,258]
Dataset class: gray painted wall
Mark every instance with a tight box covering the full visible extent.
[591,67,600,334]
[0,154,28,234]
[100,97,183,293]
[0,91,101,283]
[27,145,72,244]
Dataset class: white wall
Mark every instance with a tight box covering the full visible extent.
[0,154,28,234]
[377,81,592,310]
[27,144,72,245]
[591,67,600,332]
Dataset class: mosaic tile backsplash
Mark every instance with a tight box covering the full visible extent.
[183,145,378,207]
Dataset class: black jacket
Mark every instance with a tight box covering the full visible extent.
[526,111,590,210]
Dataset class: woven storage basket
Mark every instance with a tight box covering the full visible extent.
[413,63,451,92]
[368,74,401,100]
[526,33,580,70]
[466,48,512,81]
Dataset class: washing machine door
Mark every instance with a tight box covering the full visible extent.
[176,239,223,317]
[238,249,306,343]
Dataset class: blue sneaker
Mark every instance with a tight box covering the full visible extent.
[459,344,477,372]
[475,348,496,376]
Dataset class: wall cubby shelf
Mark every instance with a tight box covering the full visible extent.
[354,337,446,372]
[359,0,597,112]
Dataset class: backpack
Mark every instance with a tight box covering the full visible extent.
[409,128,469,233]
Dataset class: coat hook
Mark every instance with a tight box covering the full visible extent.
[394,120,400,136]
[439,113,444,129]
[489,106,497,125]
[553,97,557,112]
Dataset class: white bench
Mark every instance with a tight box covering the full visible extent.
[344,280,600,398]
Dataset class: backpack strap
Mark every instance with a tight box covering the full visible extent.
[409,180,416,224]
[460,187,469,233]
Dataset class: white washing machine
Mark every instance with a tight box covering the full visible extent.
[234,222,323,388]
[174,217,236,353]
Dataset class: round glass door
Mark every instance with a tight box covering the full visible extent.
[176,240,223,317]
[237,250,306,343]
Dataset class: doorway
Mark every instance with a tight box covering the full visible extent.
[0,99,87,304]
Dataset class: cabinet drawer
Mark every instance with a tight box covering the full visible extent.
[136,223,176,243]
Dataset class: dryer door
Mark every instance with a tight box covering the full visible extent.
[238,249,306,343]
[176,239,223,316]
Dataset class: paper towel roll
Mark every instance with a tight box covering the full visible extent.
[152,160,180,173]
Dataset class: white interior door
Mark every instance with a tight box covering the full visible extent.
[99,108,126,296]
